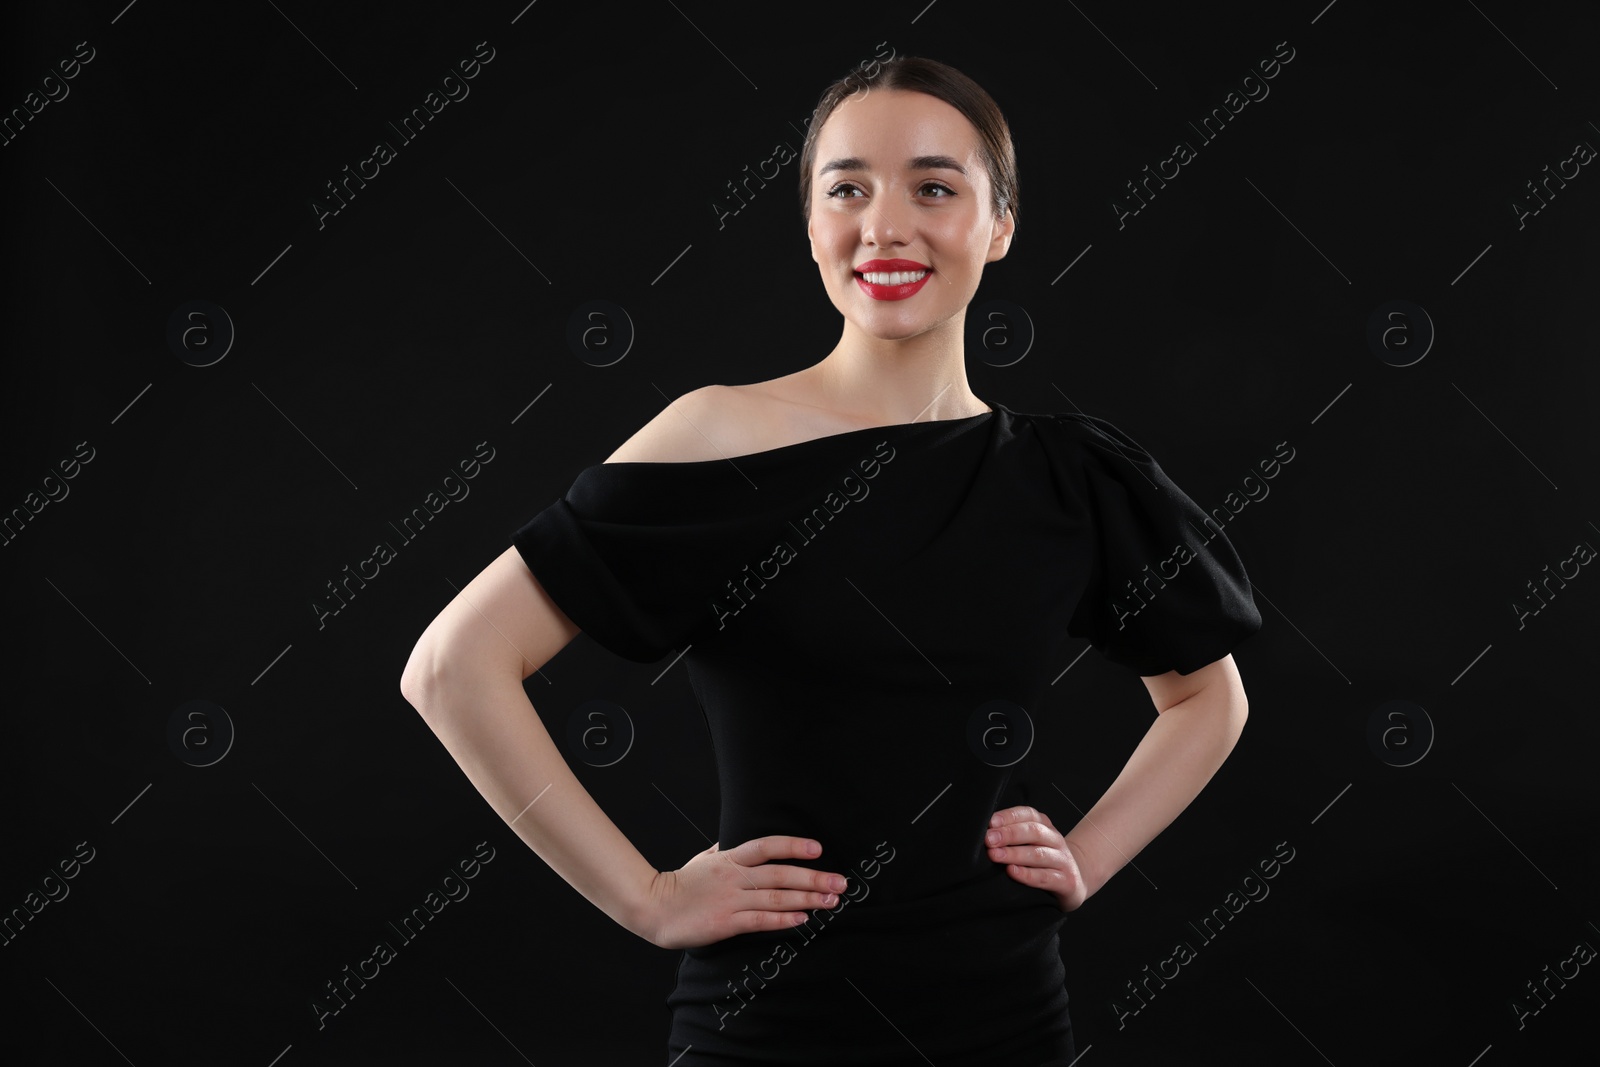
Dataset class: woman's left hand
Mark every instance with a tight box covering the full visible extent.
[984,805,1088,912]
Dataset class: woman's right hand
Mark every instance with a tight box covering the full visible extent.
[642,837,849,950]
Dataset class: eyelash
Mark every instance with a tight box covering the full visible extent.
[824,181,955,200]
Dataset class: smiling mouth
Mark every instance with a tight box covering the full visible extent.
[852,268,935,302]
[854,269,931,285]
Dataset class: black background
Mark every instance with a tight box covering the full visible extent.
[3,1,1598,1064]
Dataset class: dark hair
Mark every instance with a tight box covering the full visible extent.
[797,56,1019,226]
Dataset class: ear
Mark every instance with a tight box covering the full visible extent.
[985,208,1015,264]
[807,216,817,263]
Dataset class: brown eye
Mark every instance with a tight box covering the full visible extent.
[825,183,864,199]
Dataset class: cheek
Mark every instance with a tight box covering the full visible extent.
[820,242,858,276]
[924,218,981,261]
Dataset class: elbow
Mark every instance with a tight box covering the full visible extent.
[399,667,430,716]
[399,639,444,715]
[1225,685,1249,747]
[1196,666,1248,751]
[1216,658,1248,733]
[399,667,427,712]
[1222,675,1248,735]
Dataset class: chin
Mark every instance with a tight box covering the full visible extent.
[824,288,952,340]
[857,318,939,342]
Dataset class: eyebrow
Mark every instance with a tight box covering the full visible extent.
[818,154,969,177]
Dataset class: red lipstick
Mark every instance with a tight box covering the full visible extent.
[853,258,934,301]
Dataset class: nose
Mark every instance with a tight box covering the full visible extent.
[859,196,914,250]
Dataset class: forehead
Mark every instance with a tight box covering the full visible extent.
[813,89,982,169]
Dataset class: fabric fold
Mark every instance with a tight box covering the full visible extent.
[1035,412,1262,676]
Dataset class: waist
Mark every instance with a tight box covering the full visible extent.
[668,877,1071,1062]
[684,866,1063,965]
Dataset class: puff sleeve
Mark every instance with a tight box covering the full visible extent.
[1042,412,1262,676]
[510,463,734,663]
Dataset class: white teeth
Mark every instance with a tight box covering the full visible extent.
[860,270,929,285]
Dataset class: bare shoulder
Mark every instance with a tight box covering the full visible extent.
[602,377,833,463]
[603,385,750,464]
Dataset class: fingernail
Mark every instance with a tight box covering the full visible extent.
[831,875,847,891]
[986,830,1001,845]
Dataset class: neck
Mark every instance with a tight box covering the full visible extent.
[808,311,987,423]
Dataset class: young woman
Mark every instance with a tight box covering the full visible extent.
[402,56,1260,1066]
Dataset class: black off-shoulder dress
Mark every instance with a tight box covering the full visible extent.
[510,401,1262,1066]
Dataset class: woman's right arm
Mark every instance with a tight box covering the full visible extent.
[399,546,663,940]
[399,543,850,949]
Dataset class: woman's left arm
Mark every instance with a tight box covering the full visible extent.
[985,655,1248,911]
